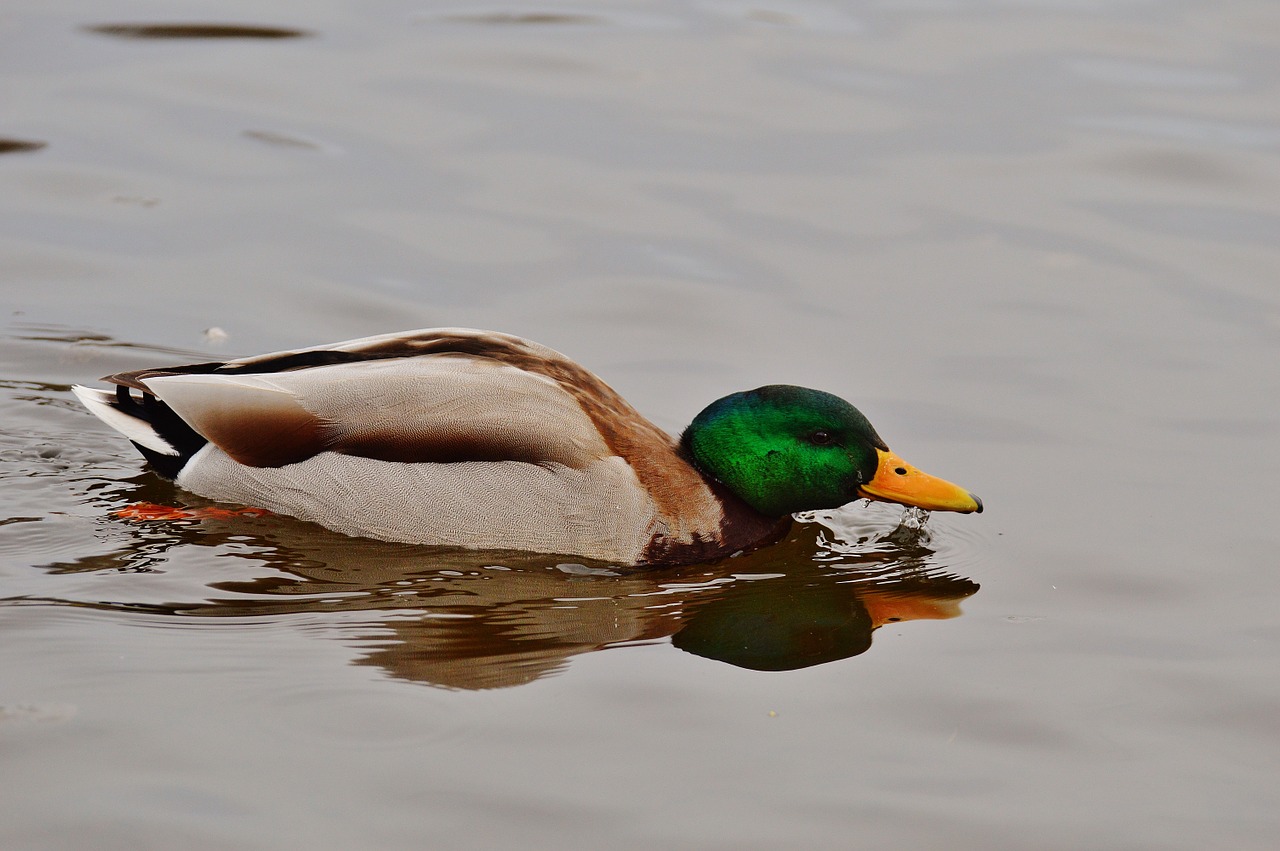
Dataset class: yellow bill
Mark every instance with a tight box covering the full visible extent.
[858,448,983,514]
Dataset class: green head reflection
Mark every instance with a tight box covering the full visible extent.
[672,577,875,670]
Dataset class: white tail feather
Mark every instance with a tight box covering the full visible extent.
[72,385,179,456]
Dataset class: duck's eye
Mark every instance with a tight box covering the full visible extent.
[807,430,835,446]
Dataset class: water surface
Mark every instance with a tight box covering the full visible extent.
[3,0,1279,848]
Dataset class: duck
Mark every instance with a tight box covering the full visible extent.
[72,328,981,565]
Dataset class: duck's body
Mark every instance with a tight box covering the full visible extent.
[74,328,980,565]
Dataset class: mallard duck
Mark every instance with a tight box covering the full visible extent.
[73,328,981,565]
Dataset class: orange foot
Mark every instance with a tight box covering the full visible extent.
[116,502,273,522]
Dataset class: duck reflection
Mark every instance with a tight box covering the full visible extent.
[47,476,978,690]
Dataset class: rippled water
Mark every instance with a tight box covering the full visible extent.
[3,1,1279,848]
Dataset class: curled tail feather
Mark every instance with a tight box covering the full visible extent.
[72,385,207,479]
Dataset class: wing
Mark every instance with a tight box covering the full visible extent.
[129,336,614,469]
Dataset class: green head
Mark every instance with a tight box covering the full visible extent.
[681,385,887,517]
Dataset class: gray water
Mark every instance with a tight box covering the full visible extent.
[2,1,1279,848]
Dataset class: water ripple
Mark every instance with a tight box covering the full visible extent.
[0,138,46,155]
[83,23,311,40]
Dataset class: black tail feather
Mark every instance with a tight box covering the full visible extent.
[113,386,208,480]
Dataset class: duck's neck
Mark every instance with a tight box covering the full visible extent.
[637,447,792,565]
[706,476,795,552]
